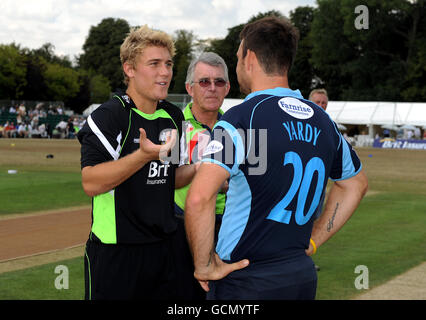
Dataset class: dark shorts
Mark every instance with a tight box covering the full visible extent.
[206,254,317,300]
[84,234,178,300]
[171,216,206,300]
[171,210,222,300]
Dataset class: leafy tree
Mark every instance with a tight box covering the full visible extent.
[20,43,76,102]
[43,62,80,101]
[400,0,426,101]
[340,0,410,100]
[310,0,426,101]
[32,43,73,68]
[207,10,284,98]
[170,30,195,94]
[90,74,111,103]
[79,18,130,91]
[0,44,27,99]
[20,53,48,101]
[207,24,243,98]
[289,6,316,98]
[64,69,91,114]
[403,39,426,101]
[309,0,355,100]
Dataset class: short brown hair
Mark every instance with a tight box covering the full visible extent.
[120,25,175,85]
[239,16,299,76]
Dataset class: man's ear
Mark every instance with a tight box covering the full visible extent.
[225,81,231,96]
[245,49,256,73]
[123,62,134,79]
[185,82,194,97]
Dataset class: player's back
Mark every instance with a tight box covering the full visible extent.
[206,88,361,264]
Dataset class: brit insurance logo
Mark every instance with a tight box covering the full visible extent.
[278,97,314,120]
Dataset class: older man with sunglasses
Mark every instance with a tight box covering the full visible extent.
[172,52,230,300]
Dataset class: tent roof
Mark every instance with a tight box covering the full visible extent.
[83,99,426,127]
[326,101,426,126]
[82,104,101,117]
[222,99,426,127]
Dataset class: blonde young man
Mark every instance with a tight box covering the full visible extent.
[173,52,230,300]
[78,25,190,300]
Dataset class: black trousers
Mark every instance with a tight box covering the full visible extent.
[171,217,206,300]
[84,234,178,300]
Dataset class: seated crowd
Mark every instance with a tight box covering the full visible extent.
[0,103,86,139]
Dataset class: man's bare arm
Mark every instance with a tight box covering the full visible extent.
[185,163,249,291]
[175,163,200,189]
[306,169,368,255]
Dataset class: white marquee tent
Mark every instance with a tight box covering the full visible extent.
[221,99,426,129]
[83,104,101,117]
[325,101,426,127]
[83,99,426,131]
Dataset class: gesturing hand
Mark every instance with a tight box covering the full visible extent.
[138,128,177,162]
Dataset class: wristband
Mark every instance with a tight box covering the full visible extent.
[310,238,317,255]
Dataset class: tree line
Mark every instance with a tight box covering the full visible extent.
[0,0,425,114]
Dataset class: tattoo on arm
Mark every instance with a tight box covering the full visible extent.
[327,203,339,232]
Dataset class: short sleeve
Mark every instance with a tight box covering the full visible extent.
[330,134,362,181]
[78,106,125,169]
[201,120,245,177]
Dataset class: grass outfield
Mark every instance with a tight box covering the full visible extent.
[0,138,89,214]
[0,257,84,300]
[0,138,425,299]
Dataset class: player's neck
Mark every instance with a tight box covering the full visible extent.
[125,87,157,114]
[251,74,289,93]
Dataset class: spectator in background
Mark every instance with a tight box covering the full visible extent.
[17,122,31,138]
[16,113,23,125]
[18,104,26,117]
[31,114,39,129]
[383,129,390,138]
[39,107,47,118]
[48,105,55,115]
[67,118,76,139]
[37,123,47,138]
[9,105,17,114]
[4,121,16,138]
[414,127,421,140]
[29,105,39,118]
[309,88,328,111]
[173,52,231,300]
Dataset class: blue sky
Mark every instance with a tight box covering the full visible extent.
[0,0,316,60]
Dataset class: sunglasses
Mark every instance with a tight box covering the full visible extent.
[193,78,227,88]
